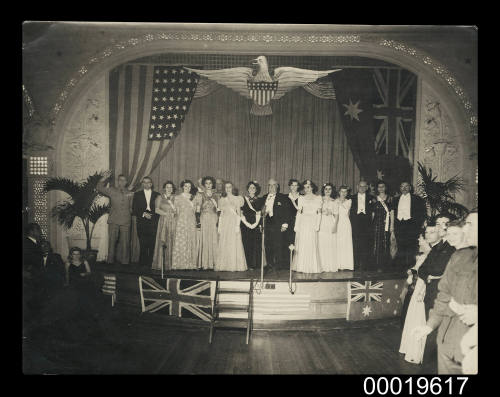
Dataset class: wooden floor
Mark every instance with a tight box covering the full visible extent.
[23,306,437,374]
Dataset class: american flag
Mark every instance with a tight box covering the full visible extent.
[148,66,198,140]
[247,80,278,106]
[139,276,213,321]
[347,279,405,321]
[372,68,416,159]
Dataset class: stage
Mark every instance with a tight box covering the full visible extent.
[93,263,407,325]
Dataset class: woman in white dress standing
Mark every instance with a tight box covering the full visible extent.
[399,233,432,364]
[292,180,322,273]
[318,183,339,272]
[335,186,354,270]
[215,181,247,272]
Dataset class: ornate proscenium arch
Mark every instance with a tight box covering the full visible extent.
[49,31,477,137]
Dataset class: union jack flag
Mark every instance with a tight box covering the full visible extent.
[247,80,278,106]
[139,276,213,321]
[372,68,416,160]
[349,280,384,302]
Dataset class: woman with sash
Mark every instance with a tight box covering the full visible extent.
[372,180,395,270]
[172,180,198,270]
[152,181,177,271]
[240,181,263,270]
[287,179,301,249]
[215,181,247,272]
[193,176,219,270]
[318,183,339,272]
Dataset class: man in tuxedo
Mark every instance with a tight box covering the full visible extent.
[420,214,456,317]
[393,181,426,269]
[349,180,374,271]
[260,178,295,271]
[97,170,133,265]
[23,223,43,328]
[132,176,160,267]
[39,240,66,300]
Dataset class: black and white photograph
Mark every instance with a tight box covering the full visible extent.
[22,22,478,376]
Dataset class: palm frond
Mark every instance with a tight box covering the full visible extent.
[441,202,469,220]
[88,202,111,224]
[50,201,78,229]
[44,177,81,198]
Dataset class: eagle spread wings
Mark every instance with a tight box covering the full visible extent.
[184,56,341,115]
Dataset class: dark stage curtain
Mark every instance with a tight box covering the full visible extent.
[151,86,360,195]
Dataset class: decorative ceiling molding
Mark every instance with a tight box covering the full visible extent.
[48,30,477,137]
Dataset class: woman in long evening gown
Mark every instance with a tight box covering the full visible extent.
[399,234,431,364]
[240,181,263,269]
[372,180,395,270]
[334,186,354,270]
[318,183,339,273]
[194,176,219,270]
[287,179,301,249]
[172,180,198,270]
[152,181,177,271]
[292,180,322,273]
[215,181,247,272]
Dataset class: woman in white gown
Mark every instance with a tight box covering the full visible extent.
[334,186,354,270]
[215,181,247,272]
[318,183,339,272]
[292,180,322,273]
[399,234,432,364]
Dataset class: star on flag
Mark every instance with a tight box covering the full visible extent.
[343,99,363,121]
[362,305,372,317]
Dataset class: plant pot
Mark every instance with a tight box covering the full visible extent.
[84,249,99,267]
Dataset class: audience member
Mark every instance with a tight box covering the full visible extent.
[413,210,478,374]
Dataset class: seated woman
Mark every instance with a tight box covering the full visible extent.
[399,233,432,364]
[65,247,92,289]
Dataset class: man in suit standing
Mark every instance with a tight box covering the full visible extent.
[260,178,295,271]
[349,180,374,271]
[132,176,160,267]
[23,223,43,330]
[39,240,66,301]
[393,181,426,269]
[97,170,133,265]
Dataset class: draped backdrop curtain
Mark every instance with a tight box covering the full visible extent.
[109,64,360,263]
[151,85,359,197]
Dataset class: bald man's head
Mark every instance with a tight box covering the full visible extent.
[268,178,279,194]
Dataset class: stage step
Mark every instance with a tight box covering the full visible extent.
[213,318,249,328]
[218,288,250,294]
[216,304,249,312]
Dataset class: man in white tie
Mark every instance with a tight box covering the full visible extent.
[259,178,295,271]
[349,180,374,271]
[132,176,160,267]
[394,181,426,269]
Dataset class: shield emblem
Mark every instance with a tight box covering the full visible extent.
[247,80,278,106]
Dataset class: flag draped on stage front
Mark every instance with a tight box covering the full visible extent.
[346,279,405,321]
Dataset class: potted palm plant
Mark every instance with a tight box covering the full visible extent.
[44,172,111,265]
[417,161,469,220]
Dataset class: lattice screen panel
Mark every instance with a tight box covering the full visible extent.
[29,156,48,175]
[32,178,48,239]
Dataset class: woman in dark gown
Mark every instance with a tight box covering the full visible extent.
[372,180,395,270]
[240,181,263,269]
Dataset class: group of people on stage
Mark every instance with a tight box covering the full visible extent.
[398,209,478,375]
[97,170,429,274]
